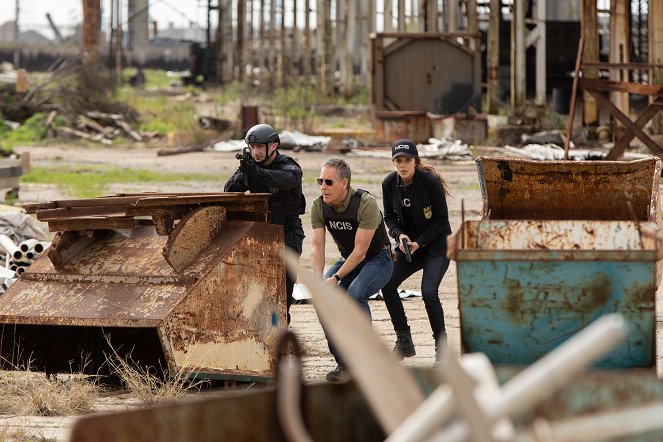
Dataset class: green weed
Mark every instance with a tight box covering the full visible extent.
[21,165,219,198]
[0,113,50,153]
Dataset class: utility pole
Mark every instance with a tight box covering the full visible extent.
[14,0,20,67]
[511,0,526,112]
[237,0,245,82]
[304,0,311,78]
[487,0,500,114]
[115,0,123,80]
[83,0,102,64]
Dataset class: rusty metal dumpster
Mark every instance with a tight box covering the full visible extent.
[476,156,662,222]
[68,366,663,441]
[0,193,286,381]
[449,157,663,368]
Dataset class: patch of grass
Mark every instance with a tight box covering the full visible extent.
[0,113,51,153]
[21,165,218,198]
[116,90,199,134]
[105,336,207,404]
[334,85,370,106]
[0,369,99,416]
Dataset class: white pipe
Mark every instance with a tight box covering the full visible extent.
[0,235,21,260]
[15,266,24,275]
[19,238,39,253]
[36,241,50,254]
[0,266,15,278]
[515,402,663,442]
[431,314,627,442]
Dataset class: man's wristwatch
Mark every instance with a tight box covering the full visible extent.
[332,273,342,285]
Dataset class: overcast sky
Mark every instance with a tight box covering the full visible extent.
[0,0,209,40]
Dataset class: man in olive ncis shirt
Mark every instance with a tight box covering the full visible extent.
[310,157,393,382]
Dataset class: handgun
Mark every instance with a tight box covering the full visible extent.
[401,237,412,262]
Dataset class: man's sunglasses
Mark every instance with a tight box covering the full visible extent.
[317,178,335,186]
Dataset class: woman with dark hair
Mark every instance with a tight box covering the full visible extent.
[381,139,452,364]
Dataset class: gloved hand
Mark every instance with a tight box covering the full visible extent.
[240,154,258,177]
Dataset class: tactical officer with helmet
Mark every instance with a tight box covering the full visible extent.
[224,124,306,324]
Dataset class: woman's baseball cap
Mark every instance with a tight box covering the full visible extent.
[391,139,418,159]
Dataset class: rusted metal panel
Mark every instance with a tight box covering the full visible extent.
[463,220,654,251]
[47,217,136,232]
[67,367,663,442]
[0,194,287,380]
[373,111,430,144]
[161,222,285,378]
[372,34,481,115]
[476,157,662,222]
[450,220,660,368]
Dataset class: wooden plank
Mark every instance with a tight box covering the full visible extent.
[36,206,128,221]
[131,193,271,207]
[127,202,269,217]
[581,78,663,96]
[47,217,136,232]
[22,202,57,212]
[52,196,146,208]
[0,166,22,179]
[564,34,584,160]
[586,89,663,156]
[606,101,663,160]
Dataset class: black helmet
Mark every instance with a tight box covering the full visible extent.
[245,124,279,145]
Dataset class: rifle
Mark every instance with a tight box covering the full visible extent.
[235,147,253,187]
[401,237,412,262]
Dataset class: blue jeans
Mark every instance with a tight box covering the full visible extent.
[322,250,393,364]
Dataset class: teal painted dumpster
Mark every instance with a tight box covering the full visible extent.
[449,219,663,368]
[450,157,663,368]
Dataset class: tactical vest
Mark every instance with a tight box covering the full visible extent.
[251,154,306,226]
[322,189,390,259]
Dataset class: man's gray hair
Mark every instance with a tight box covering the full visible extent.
[322,157,351,185]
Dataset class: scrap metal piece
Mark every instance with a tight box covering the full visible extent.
[163,206,227,273]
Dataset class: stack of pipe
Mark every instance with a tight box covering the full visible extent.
[0,234,51,293]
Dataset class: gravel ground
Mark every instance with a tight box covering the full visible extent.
[8,144,663,439]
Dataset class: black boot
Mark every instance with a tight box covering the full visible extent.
[393,327,416,360]
[326,363,348,382]
[433,333,448,367]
